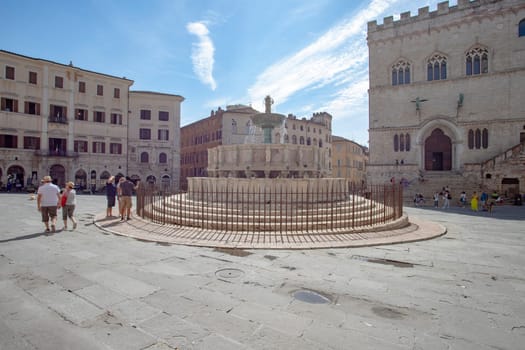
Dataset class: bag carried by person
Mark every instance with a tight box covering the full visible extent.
[61,193,67,207]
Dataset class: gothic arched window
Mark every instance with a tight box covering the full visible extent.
[427,54,447,81]
[466,47,489,75]
[392,60,411,86]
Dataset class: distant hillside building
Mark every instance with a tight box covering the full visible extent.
[180,105,333,190]
[0,50,183,191]
[331,136,368,186]
[367,0,525,198]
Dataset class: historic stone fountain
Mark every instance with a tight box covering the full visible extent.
[136,96,407,244]
[189,96,347,203]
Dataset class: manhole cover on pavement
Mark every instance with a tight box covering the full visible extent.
[215,268,244,279]
[293,289,332,304]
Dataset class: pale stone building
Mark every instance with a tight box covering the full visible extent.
[367,0,525,199]
[128,91,184,189]
[331,136,368,186]
[0,50,183,191]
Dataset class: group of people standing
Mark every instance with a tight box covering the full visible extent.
[36,174,139,233]
[104,176,139,221]
[36,176,77,233]
[425,187,494,212]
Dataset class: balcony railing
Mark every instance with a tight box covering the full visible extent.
[48,115,68,124]
[34,150,79,157]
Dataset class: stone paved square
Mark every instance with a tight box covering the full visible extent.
[0,193,524,349]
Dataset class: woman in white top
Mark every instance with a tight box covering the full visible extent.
[60,181,78,230]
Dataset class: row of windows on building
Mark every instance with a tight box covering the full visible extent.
[231,119,325,135]
[393,133,411,152]
[181,167,206,178]
[140,109,170,121]
[392,130,489,151]
[185,129,222,146]
[139,128,170,141]
[0,134,170,164]
[3,65,121,98]
[335,159,364,170]
[0,134,122,154]
[467,128,489,149]
[278,134,325,147]
[392,46,489,86]
[0,97,125,124]
[181,150,208,165]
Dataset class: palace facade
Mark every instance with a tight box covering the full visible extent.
[367,0,525,198]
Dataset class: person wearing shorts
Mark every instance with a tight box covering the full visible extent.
[37,175,61,233]
[118,176,139,221]
[61,181,78,230]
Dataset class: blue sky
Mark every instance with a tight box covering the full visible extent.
[1,0,451,146]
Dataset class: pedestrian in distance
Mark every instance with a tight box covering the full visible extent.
[105,176,117,217]
[442,191,450,209]
[60,181,78,230]
[118,176,140,221]
[471,191,479,211]
[459,191,467,208]
[37,175,61,233]
[433,191,439,208]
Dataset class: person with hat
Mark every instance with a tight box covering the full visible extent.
[60,181,78,230]
[37,175,60,233]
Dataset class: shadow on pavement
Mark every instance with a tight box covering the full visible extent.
[412,204,525,221]
[0,230,60,243]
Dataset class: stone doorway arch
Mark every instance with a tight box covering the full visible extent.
[49,164,66,187]
[6,165,25,191]
[75,169,87,190]
[424,128,452,170]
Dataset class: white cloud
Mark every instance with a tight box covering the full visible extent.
[247,0,397,111]
[187,21,217,90]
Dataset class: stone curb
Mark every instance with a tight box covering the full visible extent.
[93,212,447,249]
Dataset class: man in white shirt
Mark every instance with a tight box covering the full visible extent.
[37,175,61,233]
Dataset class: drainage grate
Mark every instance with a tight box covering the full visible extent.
[293,289,332,304]
[215,268,244,279]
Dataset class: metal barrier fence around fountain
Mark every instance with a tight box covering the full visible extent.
[136,183,404,234]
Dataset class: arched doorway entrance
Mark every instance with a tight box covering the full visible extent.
[75,169,87,190]
[501,178,519,197]
[6,165,25,192]
[50,164,66,187]
[424,128,452,170]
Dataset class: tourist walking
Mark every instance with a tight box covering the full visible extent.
[105,176,117,217]
[471,191,479,211]
[459,191,467,208]
[118,177,139,221]
[60,181,78,230]
[433,192,440,208]
[37,175,61,233]
[442,191,451,209]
